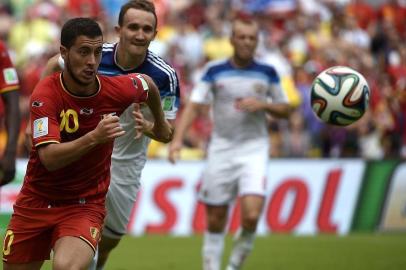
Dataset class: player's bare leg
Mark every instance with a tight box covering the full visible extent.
[226,195,264,270]
[3,261,43,270]
[53,236,94,270]
[94,235,120,270]
[203,204,229,270]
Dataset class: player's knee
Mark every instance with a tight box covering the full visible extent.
[207,219,227,232]
[242,213,260,230]
[53,256,87,270]
[206,214,227,232]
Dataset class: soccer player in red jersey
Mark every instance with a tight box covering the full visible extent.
[2,17,171,270]
[0,40,20,186]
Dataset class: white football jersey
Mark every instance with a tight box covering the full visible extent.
[190,58,288,150]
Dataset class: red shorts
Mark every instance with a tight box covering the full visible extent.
[2,192,106,263]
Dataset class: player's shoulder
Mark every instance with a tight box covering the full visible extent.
[0,40,6,51]
[100,73,149,98]
[39,72,60,85]
[205,58,229,69]
[201,58,230,76]
[249,58,280,81]
[252,58,278,73]
[99,72,143,86]
[32,73,60,97]
[144,50,177,76]
[0,41,10,63]
[100,43,115,63]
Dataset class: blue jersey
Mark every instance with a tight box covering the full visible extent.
[190,58,288,148]
[99,43,179,161]
[99,43,179,119]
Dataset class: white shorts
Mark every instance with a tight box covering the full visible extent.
[103,159,142,239]
[198,140,269,205]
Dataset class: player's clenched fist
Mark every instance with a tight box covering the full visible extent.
[92,114,125,143]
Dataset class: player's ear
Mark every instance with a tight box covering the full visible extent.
[60,45,68,60]
[114,25,121,35]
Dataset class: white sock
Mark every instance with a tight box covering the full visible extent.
[226,228,255,270]
[88,246,99,270]
[202,231,225,270]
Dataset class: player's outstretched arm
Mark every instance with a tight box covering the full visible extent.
[168,101,202,164]
[37,114,124,171]
[0,90,20,186]
[236,97,292,118]
[263,102,292,118]
[140,75,173,143]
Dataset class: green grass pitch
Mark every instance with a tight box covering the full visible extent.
[3,233,406,269]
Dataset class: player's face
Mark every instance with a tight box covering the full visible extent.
[231,22,259,63]
[116,8,157,57]
[61,35,103,86]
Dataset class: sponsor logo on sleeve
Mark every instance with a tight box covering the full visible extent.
[33,117,48,138]
[3,68,18,84]
[162,96,175,111]
[254,84,266,95]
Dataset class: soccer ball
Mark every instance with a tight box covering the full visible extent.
[310,66,370,126]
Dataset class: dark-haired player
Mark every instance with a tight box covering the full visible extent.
[2,17,171,270]
[42,1,179,269]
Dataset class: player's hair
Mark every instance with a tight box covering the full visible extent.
[231,11,259,36]
[118,0,157,29]
[61,17,102,48]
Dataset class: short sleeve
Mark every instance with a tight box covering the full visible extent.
[30,81,61,147]
[0,42,19,94]
[189,67,213,104]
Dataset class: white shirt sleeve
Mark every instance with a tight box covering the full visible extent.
[269,82,289,104]
[189,80,213,104]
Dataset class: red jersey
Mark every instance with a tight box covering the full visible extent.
[0,41,18,94]
[22,72,148,203]
[0,40,19,117]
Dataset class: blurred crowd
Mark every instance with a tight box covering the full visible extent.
[0,0,405,160]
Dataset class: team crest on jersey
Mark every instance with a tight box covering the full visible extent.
[3,68,18,84]
[33,117,48,138]
[32,101,44,107]
[80,108,94,115]
[89,227,99,240]
[254,84,266,95]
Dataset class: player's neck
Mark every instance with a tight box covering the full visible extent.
[230,56,253,69]
[61,72,99,97]
[116,43,146,70]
